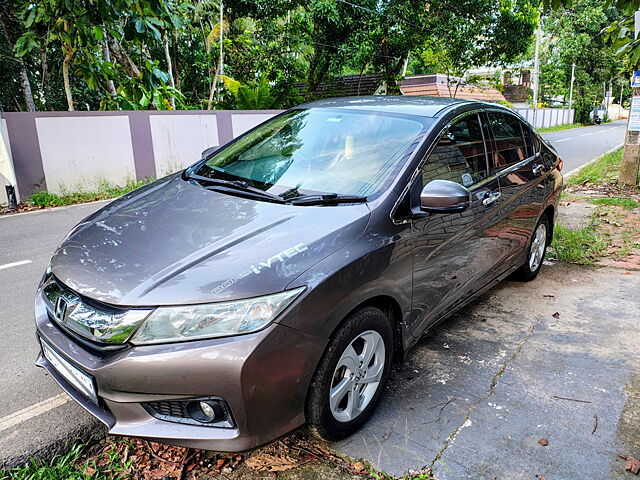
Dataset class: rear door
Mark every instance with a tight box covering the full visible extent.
[409,112,512,337]
[486,111,546,266]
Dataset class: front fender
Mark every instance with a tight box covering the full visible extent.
[279,239,412,342]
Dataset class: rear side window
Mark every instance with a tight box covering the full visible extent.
[488,112,528,168]
[422,114,488,188]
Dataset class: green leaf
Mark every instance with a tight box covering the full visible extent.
[134,19,146,33]
[24,8,36,28]
[147,23,162,40]
[92,26,104,41]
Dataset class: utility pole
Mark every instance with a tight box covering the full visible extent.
[568,62,575,122]
[532,27,541,128]
[619,11,640,186]
[219,1,224,77]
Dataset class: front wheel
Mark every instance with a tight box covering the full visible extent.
[306,306,393,441]
[513,215,549,281]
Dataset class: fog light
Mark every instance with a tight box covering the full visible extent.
[186,399,224,423]
[199,401,215,420]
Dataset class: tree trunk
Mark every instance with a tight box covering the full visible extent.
[0,4,36,111]
[163,31,176,109]
[620,87,640,186]
[172,31,180,90]
[18,65,36,111]
[101,29,116,96]
[62,20,75,111]
[108,35,141,78]
[62,45,75,111]
[39,42,49,108]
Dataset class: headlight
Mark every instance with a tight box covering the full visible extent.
[130,287,305,345]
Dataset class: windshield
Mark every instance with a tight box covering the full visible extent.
[194,108,426,199]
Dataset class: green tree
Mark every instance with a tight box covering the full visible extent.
[540,0,624,122]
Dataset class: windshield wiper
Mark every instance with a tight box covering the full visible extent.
[185,172,286,204]
[286,193,368,206]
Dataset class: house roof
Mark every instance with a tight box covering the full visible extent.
[400,74,507,103]
[295,74,384,99]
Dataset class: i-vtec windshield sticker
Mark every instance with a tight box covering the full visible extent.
[212,243,308,295]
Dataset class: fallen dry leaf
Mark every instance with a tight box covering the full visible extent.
[351,461,365,473]
[538,438,549,447]
[619,455,640,474]
[245,453,299,472]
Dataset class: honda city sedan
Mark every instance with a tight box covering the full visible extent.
[35,96,562,450]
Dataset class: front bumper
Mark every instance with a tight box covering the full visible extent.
[34,291,327,451]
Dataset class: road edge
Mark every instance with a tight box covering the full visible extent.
[563,143,624,179]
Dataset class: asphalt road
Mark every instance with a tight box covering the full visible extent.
[0,122,629,468]
[540,119,627,174]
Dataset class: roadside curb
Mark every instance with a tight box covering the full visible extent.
[0,415,105,470]
[563,143,624,179]
[0,199,111,220]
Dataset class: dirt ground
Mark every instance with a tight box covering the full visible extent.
[559,184,640,270]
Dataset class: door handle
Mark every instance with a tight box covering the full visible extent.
[532,163,546,176]
[482,191,501,206]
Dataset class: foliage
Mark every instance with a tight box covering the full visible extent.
[0,443,131,480]
[591,196,640,209]
[27,178,151,207]
[568,147,627,186]
[536,122,585,133]
[220,75,281,109]
[549,222,607,264]
[539,0,627,123]
[1,0,543,112]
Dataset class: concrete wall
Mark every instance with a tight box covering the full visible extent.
[0,110,282,202]
[514,108,575,129]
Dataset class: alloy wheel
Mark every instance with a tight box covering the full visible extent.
[529,223,547,272]
[329,330,385,423]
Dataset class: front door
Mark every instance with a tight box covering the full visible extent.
[409,112,511,337]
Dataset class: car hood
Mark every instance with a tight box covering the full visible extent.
[50,175,370,306]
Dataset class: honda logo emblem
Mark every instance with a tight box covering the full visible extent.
[55,297,69,324]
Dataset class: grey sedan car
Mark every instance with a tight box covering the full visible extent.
[35,96,562,450]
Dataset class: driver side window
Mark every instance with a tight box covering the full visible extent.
[422,114,489,188]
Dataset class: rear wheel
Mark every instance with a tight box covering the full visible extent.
[514,215,549,281]
[306,306,393,441]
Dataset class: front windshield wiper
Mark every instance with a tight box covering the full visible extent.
[286,193,368,206]
[184,172,286,204]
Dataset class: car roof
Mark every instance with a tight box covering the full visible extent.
[296,95,495,118]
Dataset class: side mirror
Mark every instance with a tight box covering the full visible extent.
[201,146,220,158]
[420,179,471,213]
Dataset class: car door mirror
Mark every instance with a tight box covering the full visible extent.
[201,146,220,158]
[420,179,471,213]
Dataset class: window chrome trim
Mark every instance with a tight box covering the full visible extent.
[391,107,498,225]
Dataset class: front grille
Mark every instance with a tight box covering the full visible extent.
[147,400,188,418]
[41,274,151,348]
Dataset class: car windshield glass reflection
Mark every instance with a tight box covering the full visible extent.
[195,109,425,198]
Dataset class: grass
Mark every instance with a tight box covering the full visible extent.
[537,123,586,134]
[0,443,131,480]
[567,147,624,186]
[548,223,607,265]
[26,178,152,208]
[590,197,639,210]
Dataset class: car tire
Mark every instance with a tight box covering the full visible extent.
[306,306,393,441]
[513,215,550,282]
